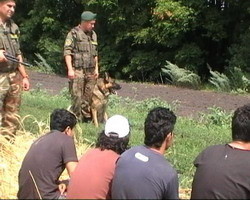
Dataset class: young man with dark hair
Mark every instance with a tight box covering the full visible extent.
[17,109,78,199]
[111,107,179,199]
[66,115,130,199]
[191,103,250,199]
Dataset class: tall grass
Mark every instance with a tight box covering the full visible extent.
[1,87,234,199]
[0,122,90,198]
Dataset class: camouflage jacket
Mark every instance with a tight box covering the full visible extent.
[0,19,21,72]
[64,25,98,69]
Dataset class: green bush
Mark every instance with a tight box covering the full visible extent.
[162,61,201,89]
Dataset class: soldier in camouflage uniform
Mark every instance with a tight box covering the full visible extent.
[0,0,30,140]
[64,11,98,122]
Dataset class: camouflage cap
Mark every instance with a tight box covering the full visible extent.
[81,11,97,21]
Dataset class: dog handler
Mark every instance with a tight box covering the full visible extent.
[64,11,99,122]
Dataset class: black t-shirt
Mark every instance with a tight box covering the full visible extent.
[191,144,250,199]
[17,130,78,199]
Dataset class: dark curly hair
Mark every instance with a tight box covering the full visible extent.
[50,109,77,132]
[96,131,130,154]
[232,103,250,142]
[144,107,176,148]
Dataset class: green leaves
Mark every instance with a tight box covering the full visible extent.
[151,0,196,46]
[162,61,201,89]
[13,0,250,85]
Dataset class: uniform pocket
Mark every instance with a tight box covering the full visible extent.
[73,53,83,68]
[77,41,90,52]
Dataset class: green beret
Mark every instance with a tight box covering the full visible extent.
[81,11,97,21]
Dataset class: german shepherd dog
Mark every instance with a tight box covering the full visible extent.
[90,73,121,127]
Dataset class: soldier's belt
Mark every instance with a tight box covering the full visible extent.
[82,67,95,74]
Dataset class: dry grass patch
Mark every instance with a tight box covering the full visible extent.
[0,129,90,199]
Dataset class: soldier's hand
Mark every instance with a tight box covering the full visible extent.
[94,69,99,79]
[0,50,7,63]
[22,77,30,91]
[68,69,75,79]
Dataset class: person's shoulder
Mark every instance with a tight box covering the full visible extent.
[202,144,225,152]
[124,145,143,153]
[196,144,225,159]
[119,145,138,156]
[49,130,72,140]
[7,19,19,31]
[8,19,18,26]
[71,26,81,33]
[66,26,78,35]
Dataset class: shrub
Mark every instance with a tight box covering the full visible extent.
[162,61,201,89]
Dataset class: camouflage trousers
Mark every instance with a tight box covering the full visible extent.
[0,71,22,139]
[69,74,96,121]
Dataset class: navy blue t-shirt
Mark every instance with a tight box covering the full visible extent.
[111,145,179,199]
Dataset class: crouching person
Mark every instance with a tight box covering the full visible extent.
[17,109,78,199]
[66,115,131,199]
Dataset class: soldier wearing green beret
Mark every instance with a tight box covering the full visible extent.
[64,11,98,122]
[0,0,30,140]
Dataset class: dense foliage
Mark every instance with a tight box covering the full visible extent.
[14,0,250,83]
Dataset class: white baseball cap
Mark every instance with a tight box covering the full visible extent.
[105,115,130,138]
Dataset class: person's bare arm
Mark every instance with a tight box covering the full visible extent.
[65,55,75,79]
[17,54,30,91]
[66,161,78,177]
[58,161,78,195]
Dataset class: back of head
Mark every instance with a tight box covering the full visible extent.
[50,109,77,132]
[232,104,250,142]
[144,107,176,148]
[96,115,130,154]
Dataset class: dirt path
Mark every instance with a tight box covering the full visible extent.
[29,71,250,117]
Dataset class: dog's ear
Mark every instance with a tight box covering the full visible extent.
[104,72,110,83]
[104,72,109,80]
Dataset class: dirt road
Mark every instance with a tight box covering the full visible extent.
[29,71,250,117]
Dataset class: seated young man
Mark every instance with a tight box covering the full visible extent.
[17,109,78,199]
[111,107,179,199]
[191,103,250,199]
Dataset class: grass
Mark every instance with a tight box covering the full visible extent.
[0,128,91,199]
[1,87,234,199]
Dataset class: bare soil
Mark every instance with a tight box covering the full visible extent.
[29,70,250,117]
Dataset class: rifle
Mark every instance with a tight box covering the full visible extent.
[3,53,33,67]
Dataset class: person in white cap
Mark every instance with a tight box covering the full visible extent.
[66,114,130,199]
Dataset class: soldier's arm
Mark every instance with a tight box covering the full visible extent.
[64,32,75,79]
[94,55,99,78]
[17,54,30,90]
[65,54,75,79]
